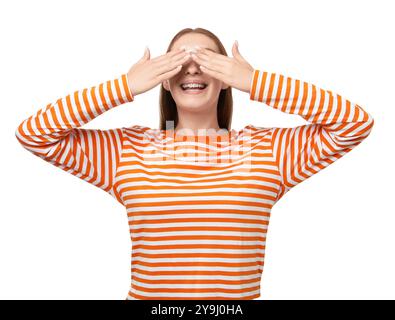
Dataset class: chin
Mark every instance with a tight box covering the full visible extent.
[177,102,208,112]
[171,87,220,111]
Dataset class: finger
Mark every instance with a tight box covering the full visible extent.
[196,47,230,64]
[152,48,186,63]
[191,52,226,71]
[155,50,189,70]
[195,51,228,65]
[193,51,229,69]
[153,48,185,64]
[199,65,225,82]
[232,42,246,61]
[139,47,149,61]
[156,52,190,75]
[167,51,191,65]
[156,64,183,82]
[169,47,187,56]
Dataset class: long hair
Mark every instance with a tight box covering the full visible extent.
[159,28,233,131]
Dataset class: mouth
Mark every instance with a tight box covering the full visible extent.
[180,82,208,93]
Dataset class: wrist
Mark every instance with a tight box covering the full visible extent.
[126,73,136,98]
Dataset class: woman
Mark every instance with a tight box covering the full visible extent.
[15,27,374,300]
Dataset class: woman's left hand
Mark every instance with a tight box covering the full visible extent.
[190,41,255,94]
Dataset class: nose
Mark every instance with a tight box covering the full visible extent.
[182,54,201,73]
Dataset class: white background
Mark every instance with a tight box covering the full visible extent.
[1,0,394,300]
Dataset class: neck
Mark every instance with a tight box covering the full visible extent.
[171,103,223,136]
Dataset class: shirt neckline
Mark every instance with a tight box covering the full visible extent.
[129,124,259,164]
[163,128,238,143]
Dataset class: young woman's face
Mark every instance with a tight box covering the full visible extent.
[163,33,229,114]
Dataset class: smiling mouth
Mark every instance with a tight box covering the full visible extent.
[180,83,208,91]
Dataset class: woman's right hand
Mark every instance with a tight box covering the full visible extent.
[126,47,191,97]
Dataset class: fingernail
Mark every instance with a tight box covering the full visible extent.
[235,40,239,47]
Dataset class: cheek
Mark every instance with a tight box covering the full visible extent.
[208,81,222,92]
[209,77,222,86]
[168,81,179,91]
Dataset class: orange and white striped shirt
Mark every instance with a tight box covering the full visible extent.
[15,69,374,300]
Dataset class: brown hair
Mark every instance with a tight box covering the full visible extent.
[159,27,233,131]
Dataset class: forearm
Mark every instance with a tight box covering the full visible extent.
[15,73,134,156]
[249,69,374,135]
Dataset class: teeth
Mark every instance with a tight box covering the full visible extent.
[181,83,207,90]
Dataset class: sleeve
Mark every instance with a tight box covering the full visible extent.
[15,73,134,204]
[249,69,374,201]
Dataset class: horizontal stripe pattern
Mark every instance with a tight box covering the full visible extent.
[15,74,134,199]
[16,69,373,300]
[250,70,374,200]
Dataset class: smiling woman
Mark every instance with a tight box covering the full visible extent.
[160,30,237,135]
[15,27,374,300]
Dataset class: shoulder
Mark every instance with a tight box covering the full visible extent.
[124,125,167,144]
[238,124,273,139]
[123,124,150,141]
[124,124,152,132]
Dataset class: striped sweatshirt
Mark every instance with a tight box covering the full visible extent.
[15,70,374,300]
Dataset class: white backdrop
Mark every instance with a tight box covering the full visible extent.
[1,0,393,300]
